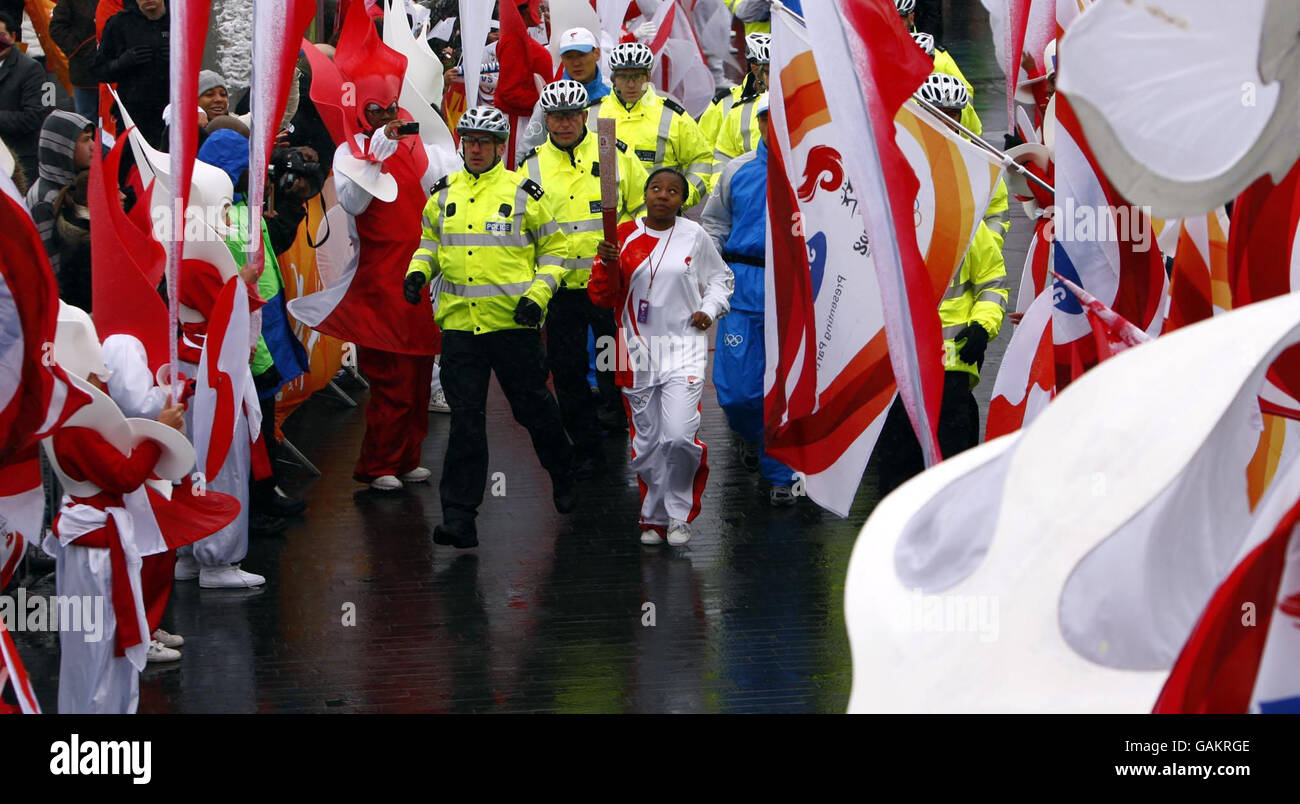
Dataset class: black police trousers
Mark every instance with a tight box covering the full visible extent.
[438,328,573,524]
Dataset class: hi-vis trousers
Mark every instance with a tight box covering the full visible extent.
[624,373,709,534]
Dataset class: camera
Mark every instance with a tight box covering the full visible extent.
[268,146,326,201]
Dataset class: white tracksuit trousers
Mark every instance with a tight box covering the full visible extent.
[625,373,708,530]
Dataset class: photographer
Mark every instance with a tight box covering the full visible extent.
[265,142,326,255]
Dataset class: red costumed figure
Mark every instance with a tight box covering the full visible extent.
[290,4,461,490]
[46,305,238,712]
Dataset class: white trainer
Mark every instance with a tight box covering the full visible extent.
[174,554,200,581]
[400,467,432,483]
[640,528,664,546]
[152,628,184,648]
[370,474,403,491]
[199,564,267,589]
[146,639,181,663]
[429,388,451,413]
[667,519,692,546]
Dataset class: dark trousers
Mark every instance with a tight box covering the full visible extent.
[876,371,980,498]
[439,329,572,524]
[545,287,616,458]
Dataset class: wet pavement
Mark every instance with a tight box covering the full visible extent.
[12,4,1027,714]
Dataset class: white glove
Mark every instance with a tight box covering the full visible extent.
[635,20,659,41]
[368,125,399,162]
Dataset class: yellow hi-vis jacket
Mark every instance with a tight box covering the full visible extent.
[597,85,715,207]
[933,48,983,136]
[699,84,745,148]
[941,221,1009,384]
[519,130,648,290]
[406,160,570,334]
[986,178,1011,249]
[713,93,764,163]
[724,0,771,36]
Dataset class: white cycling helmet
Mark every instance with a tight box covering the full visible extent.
[457,106,511,141]
[540,79,589,113]
[896,0,917,15]
[745,33,771,65]
[609,41,654,72]
[911,32,935,58]
[919,72,969,110]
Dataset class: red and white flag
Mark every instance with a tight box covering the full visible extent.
[0,446,44,582]
[0,184,89,465]
[764,1,943,516]
[1053,270,1152,362]
[1154,495,1300,713]
[246,0,317,279]
[193,278,256,481]
[0,618,40,714]
[1050,94,1167,385]
[987,288,1056,439]
[165,0,212,398]
[1228,160,1300,420]
[647,0,715,117]
[1161,208,1232,333]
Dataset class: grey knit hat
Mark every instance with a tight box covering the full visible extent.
[198,70,227,96]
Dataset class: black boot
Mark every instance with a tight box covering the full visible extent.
[433,519,479,549]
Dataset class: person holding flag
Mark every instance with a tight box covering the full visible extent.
[875,74,1010,498]
[702,94,796,506]
[403,106,576,550]
[597,42,714,209]
[519,80,648,479]
[589,167,734,546]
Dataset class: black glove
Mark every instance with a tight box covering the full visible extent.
[513,297,542,328]
[956,322,989,365]
[118,45,153,69]
[1003,132,1025,152]
[402,272,427,305]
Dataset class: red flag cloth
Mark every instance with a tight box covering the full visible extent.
[496,0,555,117]
[0,191,90,464]
[1229,161,1300,416]
[146,484,240,550]
[1153,496,1299,713]
[91,128,169,375]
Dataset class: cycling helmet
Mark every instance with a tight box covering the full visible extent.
[456,106,511,141]
[540,79,589,112]
[911,32,936,58]
[896,0,917,15]
[609,42,654,72]
[745,33,771,65]
[918,72,969,110]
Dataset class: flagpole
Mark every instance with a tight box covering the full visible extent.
[768,0,1056,196]
[909,95,1056,195]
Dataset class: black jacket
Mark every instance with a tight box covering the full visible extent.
[49,0,99,88]
[93,2,171,146]
[0,44,49,179]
